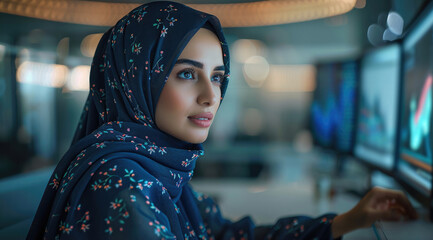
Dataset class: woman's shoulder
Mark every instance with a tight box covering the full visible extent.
[56,158,176,239]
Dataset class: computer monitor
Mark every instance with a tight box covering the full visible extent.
[310,60,358,153]
[397,1,433,208]
[354,44,401,172]
[311,63,337,149]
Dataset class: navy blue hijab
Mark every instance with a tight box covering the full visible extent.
[27,1,230,239]
[73,1,230,139]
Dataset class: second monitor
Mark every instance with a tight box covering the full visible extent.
[354,43,401,172]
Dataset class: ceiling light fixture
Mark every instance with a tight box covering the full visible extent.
[0,0,357,27]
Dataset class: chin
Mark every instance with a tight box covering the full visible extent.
[186,136,207,144]
[184,132,209,144]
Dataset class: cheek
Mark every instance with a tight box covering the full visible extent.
[213,85,222,107]
[157,83,193,122]
[161,85,186,113]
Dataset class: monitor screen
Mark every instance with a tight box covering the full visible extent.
[354,44,401,171]
[311,63,337,149]
[398,6,433,196]
[311,61,358,152]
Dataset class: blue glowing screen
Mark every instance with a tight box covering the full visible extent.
[398,8,433,195]
[311,61,358,152]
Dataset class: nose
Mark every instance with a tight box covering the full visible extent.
[197,77,218,106]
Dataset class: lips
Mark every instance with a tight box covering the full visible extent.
[188,112,214,128]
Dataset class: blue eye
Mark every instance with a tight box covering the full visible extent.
[212,74,225,84]
[177,69,195,80]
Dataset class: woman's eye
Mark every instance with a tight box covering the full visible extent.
[178,69,195,79]
[212,74,224,84]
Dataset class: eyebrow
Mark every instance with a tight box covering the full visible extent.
[175,58,225,71]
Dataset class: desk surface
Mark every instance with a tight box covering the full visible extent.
[191,179,433,240]
[191,147,433,240]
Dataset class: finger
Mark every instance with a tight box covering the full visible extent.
[370,188,418,219]
[370,208,402,222]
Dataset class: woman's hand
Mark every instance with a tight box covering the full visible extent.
[331,187,418,239]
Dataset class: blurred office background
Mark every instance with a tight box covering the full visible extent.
[0,0,425,177]
[0,0,432,239]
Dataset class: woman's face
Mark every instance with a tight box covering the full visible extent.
[155,28,225,144]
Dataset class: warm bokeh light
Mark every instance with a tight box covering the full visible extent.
[80,33,103,58]
[232,39,267,63]
[16,61,69,88]
[265,65,316,92]
[242,56,270,88]
[56,37,70,59]
[17,48,31,66]
[67,65,90,91]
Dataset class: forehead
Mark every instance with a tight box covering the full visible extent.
[178,28,224,66]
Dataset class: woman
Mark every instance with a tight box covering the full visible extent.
[27,1,417,239]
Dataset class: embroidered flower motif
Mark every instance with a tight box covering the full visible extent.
[105,197,129,235]
[170,170,184,188]
[57,207,90,235]
[174,204,180,214]
[116,133,132,141]
[148,220,174,238]
[76,150,86,161]
[59,221,74,234]
[181,158,193,167]
[136,182,144,191]
[152,50,164,73]
[132,42,142,54]
[111,34,117,46]
[159,147,167,155]
[153,18,163,29]
[160,26,168,37]
[110,199,123,210]
[144,181,153,188]
[127,59,138,78]
[124,169,136,182]
[148,146,156,154]
[144,196,161,214]
[168,17,177,26]
[95,143,106,149]
[49,174,60,190]
[136,9,147,22]
[81,223,90,232]
[115,179,123,188]
[105,226,113,235]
